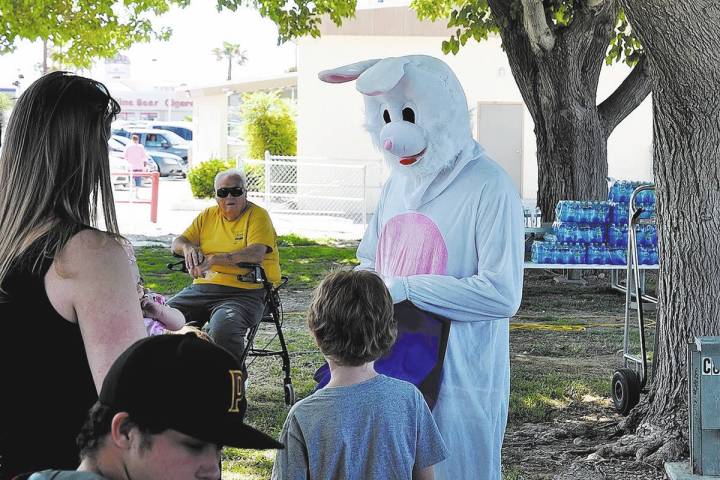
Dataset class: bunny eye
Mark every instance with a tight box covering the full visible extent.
[383,109,391,124]
[402,107,415,123]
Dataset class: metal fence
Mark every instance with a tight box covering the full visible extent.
[239,152,371,227]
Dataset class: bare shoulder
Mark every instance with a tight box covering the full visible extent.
[57,230,128,274]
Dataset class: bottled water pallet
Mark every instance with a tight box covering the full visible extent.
[524,262,658,270]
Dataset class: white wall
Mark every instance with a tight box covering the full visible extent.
[191,95,228,164]
[297,34,653,207]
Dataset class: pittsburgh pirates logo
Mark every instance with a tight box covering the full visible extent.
[228,369,245,413]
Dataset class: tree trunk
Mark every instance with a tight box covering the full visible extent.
[533,63,609,223]
[227,57,232,81]
[617,0,720,446]
[488,0,651,222]
[42,39,48,75]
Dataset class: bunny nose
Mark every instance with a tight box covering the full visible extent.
[383,138,393,151]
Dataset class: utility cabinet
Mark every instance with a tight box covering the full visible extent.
[688,336,720,476]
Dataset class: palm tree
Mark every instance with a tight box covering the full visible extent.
[212,42,248,81]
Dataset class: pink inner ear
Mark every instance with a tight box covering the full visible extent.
[319,73,359,83]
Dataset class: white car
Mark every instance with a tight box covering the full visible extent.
[109,151,131,189]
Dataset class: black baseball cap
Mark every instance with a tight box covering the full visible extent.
[98,333,283,450]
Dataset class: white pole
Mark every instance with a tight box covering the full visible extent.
[264,150,271,207]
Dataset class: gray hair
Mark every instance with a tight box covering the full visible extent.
[214,168,247,189]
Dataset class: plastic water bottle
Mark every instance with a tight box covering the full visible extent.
[573,244,586,264]
[596,225,607,243]
[597,202,611,223]
[552,243,563,264]
[532,241,555,264]
[558,243,573,264]
[644,225,657,247]
[556,201,575,222]
[639,246,659,265]
[636,224,647,247]
[608,224,627,247]
[611,203,630,224]
[566,201,578,222]
[531,241,542,263]
[554,222,569,243]
[639,206,655,219]
[609,247,627,265]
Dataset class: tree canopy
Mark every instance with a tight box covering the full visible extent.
[410,0,642,65]
[0,0,190,68]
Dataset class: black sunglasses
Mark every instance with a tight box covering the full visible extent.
[216,187,245,198]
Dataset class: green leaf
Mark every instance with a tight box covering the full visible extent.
[0,0,188,69]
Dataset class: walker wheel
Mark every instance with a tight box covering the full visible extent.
[284,383,295,406]
[611,368,640,415]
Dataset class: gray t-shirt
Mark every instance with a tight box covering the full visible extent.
[272,374,448,480]
[28,470,106,480]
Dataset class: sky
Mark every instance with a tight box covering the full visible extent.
[0,2,298,89]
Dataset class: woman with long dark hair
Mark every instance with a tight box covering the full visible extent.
[0,72,147,478]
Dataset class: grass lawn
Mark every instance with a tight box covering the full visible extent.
[135,235,357,479]
[135,237,656,479]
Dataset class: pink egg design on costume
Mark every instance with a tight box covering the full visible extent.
[376,213,448,276]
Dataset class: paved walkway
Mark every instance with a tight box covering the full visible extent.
[112,178,366,243]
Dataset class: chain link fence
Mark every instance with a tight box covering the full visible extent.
[239,152,374,227]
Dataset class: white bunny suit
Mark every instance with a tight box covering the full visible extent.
[319,55,525,480]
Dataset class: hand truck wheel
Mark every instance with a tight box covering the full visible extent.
[611,368,641,415]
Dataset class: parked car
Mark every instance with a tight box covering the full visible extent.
[148,150,185,177]
[147,121,193,141]
[110,136,162,184]
[108,136,127,154]
[112,128,189,164]
[109,151,131,189]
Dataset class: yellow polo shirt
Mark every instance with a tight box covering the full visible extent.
[182,203,280,289]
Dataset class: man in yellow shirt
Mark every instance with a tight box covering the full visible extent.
[168,168,280,363]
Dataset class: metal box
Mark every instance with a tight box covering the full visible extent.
[689,336,720,476]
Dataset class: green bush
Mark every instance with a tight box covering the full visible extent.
[244,162,265,191]
[187,158,234,199]
[241,91,297,159]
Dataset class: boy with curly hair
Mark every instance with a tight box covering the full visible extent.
[272,270,448,480]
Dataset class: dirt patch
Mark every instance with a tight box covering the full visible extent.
[502,269,662,479]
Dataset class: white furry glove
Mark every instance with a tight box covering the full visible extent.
[384,276,409,304]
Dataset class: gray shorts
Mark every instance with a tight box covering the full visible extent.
[167,283,266,362]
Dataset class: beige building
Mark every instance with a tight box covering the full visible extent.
[296,6,653,206]
[184,73,297,163]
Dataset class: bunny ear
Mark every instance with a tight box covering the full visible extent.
[318,59,382,83]
[356,57,409,96]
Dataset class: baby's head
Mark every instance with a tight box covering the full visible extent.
[307,270,396,366]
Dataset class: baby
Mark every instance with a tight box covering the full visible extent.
[124,243,185,336]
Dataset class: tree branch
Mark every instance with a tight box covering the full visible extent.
[587,0,611,9]
[597,55,652,136]
[521,0,556,55]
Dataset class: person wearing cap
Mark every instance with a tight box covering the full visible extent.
[168,168,280,366]
[18,334,282,480]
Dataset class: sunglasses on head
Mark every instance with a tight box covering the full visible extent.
[216,187,245,198]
